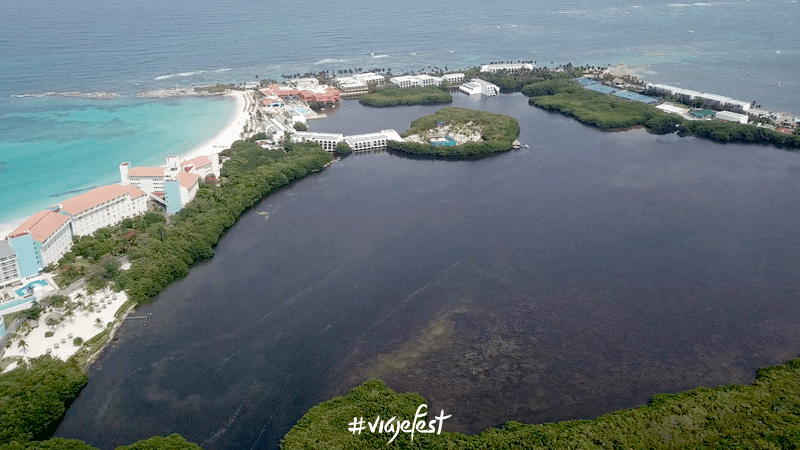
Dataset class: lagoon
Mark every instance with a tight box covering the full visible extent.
[55,94,800,450]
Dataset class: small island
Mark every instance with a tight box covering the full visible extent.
[387,107,520,157]
[359,85,452,107]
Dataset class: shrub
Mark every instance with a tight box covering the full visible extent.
[73,337,83,346]
[44,331,54,338]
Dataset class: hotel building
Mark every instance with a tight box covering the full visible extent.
[120,154,220,213]
[9,209,73,275]
[60,184,148,237]
[0,240,21,289]
[459,78,500,97]
[389,75,442,88]
[479,63,534,73]
[291,130,403,152]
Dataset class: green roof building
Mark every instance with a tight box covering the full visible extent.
[691,109,716,119]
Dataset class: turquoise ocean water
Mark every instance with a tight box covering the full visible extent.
[1,0,798,226]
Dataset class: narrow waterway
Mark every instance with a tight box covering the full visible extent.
[56,94,800,449]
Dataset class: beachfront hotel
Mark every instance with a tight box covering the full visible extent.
[60,184,148,237]
[459,78,500,97]
[645,83,752,111]
[120,154,220,213]
[0,241,21,289]
[389,74,443,88]
[8,209,72,277]
[269,82,341,104]
[479,63,534,73]
[337,73,386,96]
[4,183,150,278]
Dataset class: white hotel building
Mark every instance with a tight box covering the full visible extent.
[120,154,220,213]
[337,73,387,96]
[291,130,403,152]
[389,74,442,88]
[479,63,534,73]
[60,184,148,237]
[459,78,500,97]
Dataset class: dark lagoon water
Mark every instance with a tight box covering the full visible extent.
[56,94,800,449]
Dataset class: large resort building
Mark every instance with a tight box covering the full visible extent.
[2,152,223,281]
[8,209,72,276]
[290,130,403,152]
[389,74,442,88]
[120,154,219,213]
[0,240,21,289]
[459,78,500,97]
[60,184,148,237]
[337,73,386,96]
[645,83,752,111]
[480,63,534,73]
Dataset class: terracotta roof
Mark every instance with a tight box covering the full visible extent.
[178,172,201,188]
[128,167,165,177]
[182,155,212,169]
[10,209,70,242]
[61,184,142,215]
[123,184,146,199]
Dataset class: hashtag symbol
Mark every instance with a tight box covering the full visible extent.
[348,417,365,435]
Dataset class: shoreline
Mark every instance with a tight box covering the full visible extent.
[0,90,252,239]
[179,90,249,161]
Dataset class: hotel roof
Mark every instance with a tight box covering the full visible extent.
[182,155,212,169]
[0,240,15,259]
[128,167,165,177]
[178,172,201,188]
[10,209,70,242]
[60,183,145,215]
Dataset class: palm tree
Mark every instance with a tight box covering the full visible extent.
[17,339,28,354]
[94,318,104,328]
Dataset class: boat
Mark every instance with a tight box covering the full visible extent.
[512,140,521,149]
[524,144,529,148]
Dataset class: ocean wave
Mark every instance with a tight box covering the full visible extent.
[11,92,57,98]
[155,70,207,80]
[10,91,117,99]
[692,2,711,6]
[371,54,389,58]
[215,68,232,72]
[669,3,692,6]
[313,59,348,65]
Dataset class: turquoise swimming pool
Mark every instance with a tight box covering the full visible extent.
[15,279,48,297]
[430,136,457,147]
[294,108,309,115]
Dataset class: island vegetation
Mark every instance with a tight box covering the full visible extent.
[359,85,451,107]
[387,107,519,157]
[283,356,800,449]
[522,79,682,134]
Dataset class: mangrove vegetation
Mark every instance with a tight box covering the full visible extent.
[388,107,520,157]
[359,85,452,107]
[283,355,800,449]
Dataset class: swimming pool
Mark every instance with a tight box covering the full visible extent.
[430,136,457,147]
[15,279,48,297]
[294,108,309,115]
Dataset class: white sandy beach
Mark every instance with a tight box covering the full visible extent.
[180,90,251,160]
[2,287,130,370]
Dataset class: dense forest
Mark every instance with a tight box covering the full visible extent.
[388,107,520,157]
[359,85,452,107]
[283,356,800,449]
